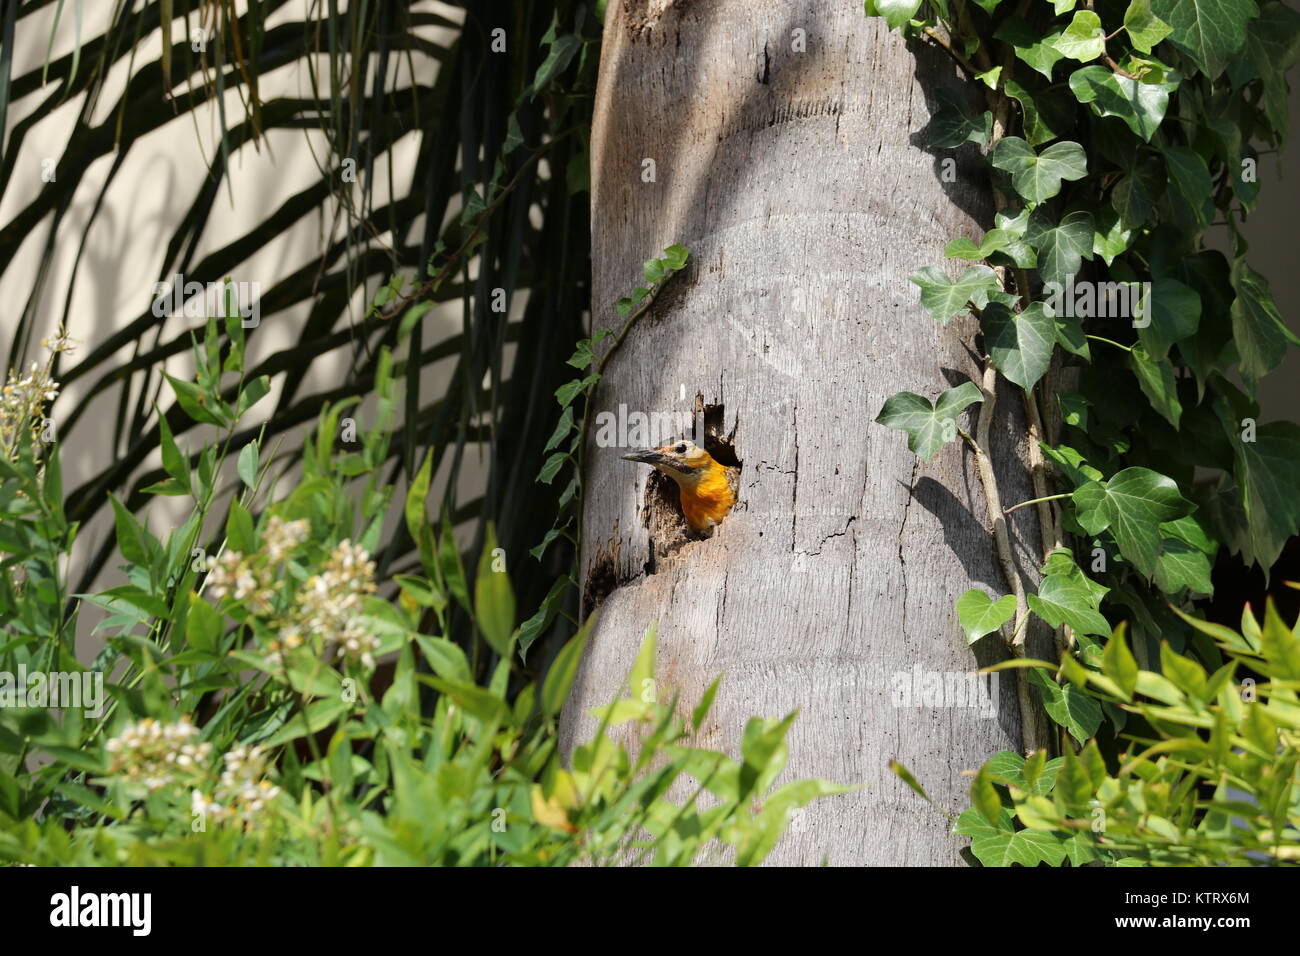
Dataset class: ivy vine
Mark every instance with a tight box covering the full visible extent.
[865,0,1300,757]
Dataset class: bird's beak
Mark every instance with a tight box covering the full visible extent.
[622,449,667,466]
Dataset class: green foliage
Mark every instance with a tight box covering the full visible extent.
[967,605,1300,866]
[874,382,984,461]
[867,0,1300,862]
[0,323,839,866]
[901,604,1300,865]
[3,1,605,674]
[868,0,1299,714]
[525,245,690,656]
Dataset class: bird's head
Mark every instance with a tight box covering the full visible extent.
[621,438,713,487]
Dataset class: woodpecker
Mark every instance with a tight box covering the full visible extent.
[622,438,738,533]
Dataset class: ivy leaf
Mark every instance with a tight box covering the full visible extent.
[1129,345,1184,428]
[662,243,690,270]
[1124,0,1175,52]
[1068,65,1175,142]
[1150,0,1258,78]
[1162,146,1214,229]
[1053,10,1107,61]
[1154,537,1214,594]
[1030,669,1102,743]
[982,301,1056,390]
[1092,207,1134,264]
[874,382,984,462]
[1071,467,1194,576]
[996,19,1067,79]
[919,87,993,148]
[991,138,1087,203]
[1228,2,1300,132]
[909,265,1001,323]
[1004,80,1066,147]
[1111,157,1164,228]
[555,374,599,408]
[537,452,569,484]
[956,590,1016,642]
[543,406,575,453]
[1027,569,1111,636]
[1225,419,1300,572]
[863,0,923,31]
[1230,257,1300,393]
[1059,393,1090,430]
[955,806,1068,867]
[1138,277,1201,359]
[1047,0,1078,14]
[1025,207,1094,288]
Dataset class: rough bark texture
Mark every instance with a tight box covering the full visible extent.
[562,0,1049,866]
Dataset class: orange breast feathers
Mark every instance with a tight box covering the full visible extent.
[620,438,738,532]
[677,459,737,531]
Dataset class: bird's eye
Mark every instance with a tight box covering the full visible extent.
[675,443,686,454]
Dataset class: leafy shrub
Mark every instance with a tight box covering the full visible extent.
[0,317,844,866]
[898,605,1300,865]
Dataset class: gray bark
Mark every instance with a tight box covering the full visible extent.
[562,0,1049,866]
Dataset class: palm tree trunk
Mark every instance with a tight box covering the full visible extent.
[563,0,1051,865]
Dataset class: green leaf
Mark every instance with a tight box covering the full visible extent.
[874,381,984,461]
[909,265,1000,323]
[108,493,155,568]
[890,760,935,805]
[1092,207,1133,264]
[237,441,258,489]
[538,452,569,485]
[1138,277,1200,359]
[555,375,599,409]
[956,590,1016,642]
[474,525,515,658]
[1068,65,1175,141]
[982,301,1056,390]
[1027,569,1111,636]
[157,413,191,494]
[662,244,690,271]
[991,138,1087,203]
[1150,0,1258,78]
[1004,80,1062,146]
[225,500,256,555]
[996,19,1067,79]
[1025,207,1094,287]
[1071,467,1194,576]
[1162,145,1214,229]
[1124,0,1175,52]
[864,0,924,30]
[1229,2,1300,132]
[1230,257,1300,392]
[404,451,432,546]
[1153,537,1214,594]
[542,615,593,717]
[1053,10,1106,61]
[955,807,1068,866]
[1029,669,1103,743]
[1129,345,1184,428]
[544,406,575,453]
[1226,421,1300,571]
[1102,624,1139,699]
[971,766,1003,826]
[163,372,225,426]
[920,87,993,148]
